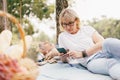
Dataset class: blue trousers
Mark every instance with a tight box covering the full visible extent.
[87,38,120,79]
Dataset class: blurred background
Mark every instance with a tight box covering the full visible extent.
[70,0,120,39]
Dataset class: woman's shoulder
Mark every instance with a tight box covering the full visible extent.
[80,25,96,36]
[59,31,67,36]
[81,25,94,29]
[81,25,96,32]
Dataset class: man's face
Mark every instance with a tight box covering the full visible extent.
[39,42,52,55]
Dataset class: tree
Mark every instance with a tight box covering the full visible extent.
[87,17,120,39]
[0,0,4,32]
[6,0,54,35]
[32,0,54,20]
[34,31,51,42]
[0,0,9,32]
[7,0,54,21]
[7,0,31,19]
[23,19,34,35]
[56,0,68,43]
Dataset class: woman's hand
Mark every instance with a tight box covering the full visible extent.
[60,53,69,63]
[67,51,83,59]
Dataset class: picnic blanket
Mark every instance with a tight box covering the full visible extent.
[36,62,113,80]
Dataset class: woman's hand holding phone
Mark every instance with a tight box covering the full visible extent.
[60,53,69,63]
[67,51,83,59]
[57,48,67,54]
[57,48,69,62]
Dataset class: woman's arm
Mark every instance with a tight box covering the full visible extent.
[66,31,104,59]
[85,31,104,56]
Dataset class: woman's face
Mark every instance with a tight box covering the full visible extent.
[62,19,79,34]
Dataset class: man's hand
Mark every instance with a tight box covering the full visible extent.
[45,48,60,60]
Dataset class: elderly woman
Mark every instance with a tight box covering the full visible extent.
[46,8,120,79]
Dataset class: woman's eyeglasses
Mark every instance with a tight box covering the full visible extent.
[62,21,75,28]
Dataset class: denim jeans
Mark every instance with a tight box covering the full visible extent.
[87,38,120,80]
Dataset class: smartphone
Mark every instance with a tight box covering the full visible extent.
[57,48,67,54]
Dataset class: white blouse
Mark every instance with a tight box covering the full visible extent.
[58,26,97,66]
[58,26,96,51]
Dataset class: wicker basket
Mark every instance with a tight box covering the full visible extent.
[0,10,39,80]
[0,10,26,58]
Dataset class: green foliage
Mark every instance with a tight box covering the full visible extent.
[23,19,34,35]
[34,31,51,42]
[7,0,31,18]
[1,0,55,61]
[6,0,54,36]
[7,0,54,19]
[0,0,2,9]
[87,17,120,39]
[32,0,54,20]
[27,42,38,62]
[33,30,56,43]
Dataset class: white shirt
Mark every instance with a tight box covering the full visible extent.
[58,26,96,51]
[58,26,96,66]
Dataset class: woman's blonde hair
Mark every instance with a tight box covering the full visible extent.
[59,8,80,30]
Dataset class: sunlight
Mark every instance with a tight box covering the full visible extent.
[70,0,120,20]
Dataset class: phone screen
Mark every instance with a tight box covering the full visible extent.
[57,48,67,54]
